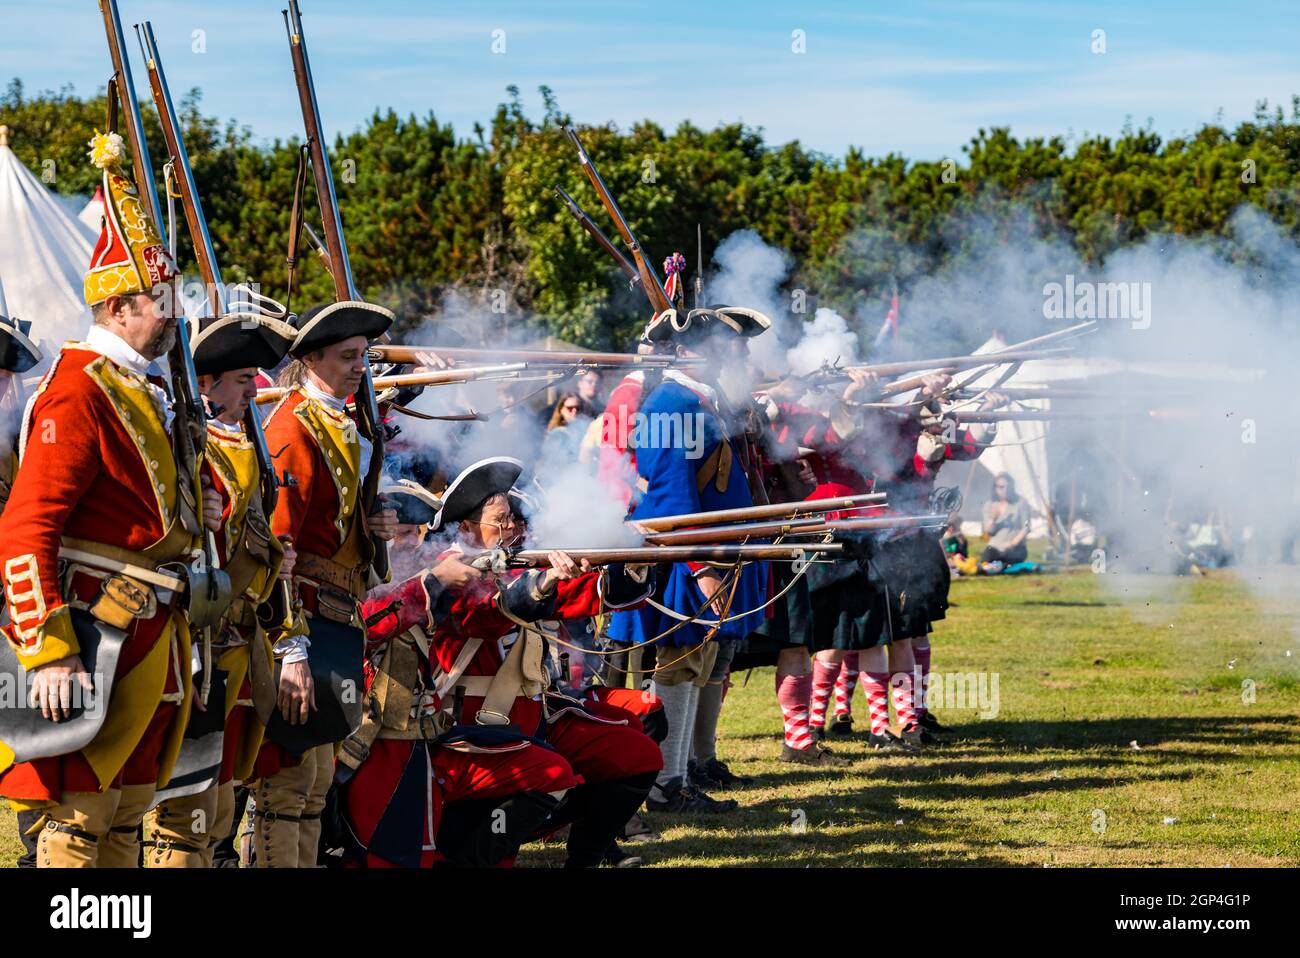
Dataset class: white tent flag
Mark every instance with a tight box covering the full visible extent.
[0,130,96,367]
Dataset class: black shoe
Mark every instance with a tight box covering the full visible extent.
[645,782,738,814]
[702,758,753,789]
[867,731,921,754]
[780,743,852,767]
[686,758,724,790]
[829,714,855,736]
[601,841,643,867]
[919,711,952,735]
[900,722,944,748]
[812,724,827,743]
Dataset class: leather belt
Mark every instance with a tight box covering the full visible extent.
[294,552,367,600]
[58,538,188,594]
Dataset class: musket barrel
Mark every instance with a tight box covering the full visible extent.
[254,364,539,405]
[565,126,672,313]
[555,185,640,284]
[99,0,165,239]
[138,21,224,316]
[644,511,942,545]
[634,493,887,533]
[497,543,844,567]
[284,0,388,577]
[371,344,703,367]
[845,347,1072,379]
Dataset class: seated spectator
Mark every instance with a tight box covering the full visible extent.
[942,519,969,559]
[982,472,1031,566]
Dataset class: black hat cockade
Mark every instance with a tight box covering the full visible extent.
[290,299,395,359]
[192,286,298,377]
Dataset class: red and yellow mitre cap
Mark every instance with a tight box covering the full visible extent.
[83,130,178,306]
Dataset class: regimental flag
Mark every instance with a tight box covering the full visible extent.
[873,289,900,350]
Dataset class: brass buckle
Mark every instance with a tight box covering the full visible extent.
[474,708,511,727]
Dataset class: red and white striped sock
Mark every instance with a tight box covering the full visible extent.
[913,645,932,719]
[890,671,917,730]
[809,658,840,730]
[776,672,814,750]
[862,671,891,735]
[833,654,860,719]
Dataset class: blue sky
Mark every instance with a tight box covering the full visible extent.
[5,0,1299,159]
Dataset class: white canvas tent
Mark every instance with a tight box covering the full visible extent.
[932,334,1263,541]
[0,127,97,368]
[78,186,105,232]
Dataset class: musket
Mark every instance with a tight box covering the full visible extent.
[942,320,1099,397]
[633,492,887,533]
[555,185,640,289]
[842,347,1072,378]
[283,0,389,579]
[137,21,281,517]
[564,126,672,314]
[371,343,705,368]
[992,320,1097,353]
[254,363,550,406]
[954,409,1190,422]
[467,542,844,572]
[644,513,947,546]
[98,1,230,627]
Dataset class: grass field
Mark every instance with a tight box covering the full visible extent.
[4,565,1299,867]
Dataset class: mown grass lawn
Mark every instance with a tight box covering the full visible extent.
[4,566,1298,867]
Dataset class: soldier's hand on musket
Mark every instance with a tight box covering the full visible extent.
[540,551,591,591]
[201,475,224,532]
[981,390,1009,410]
[695,569,729,618]
[413,350,451,371]
[279,660,315,725]
[29,655,94,722]
[278,537,297,581]
[430,555,482,590]
[841,368,878,402]
[920,372,952,398]
[368,505,400,541]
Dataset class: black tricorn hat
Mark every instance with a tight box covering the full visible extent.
[290,299,395,358]
[0,316,43,374]
[192,286,298,376]
[641,304,771,347]
[380,451,443,526]
[430,456,525,532]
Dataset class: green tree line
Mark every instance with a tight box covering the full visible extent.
[5,78,1300,352]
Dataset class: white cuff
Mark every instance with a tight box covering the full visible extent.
[274,636,311,664]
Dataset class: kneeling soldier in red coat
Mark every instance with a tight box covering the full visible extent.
[343,457,662,867]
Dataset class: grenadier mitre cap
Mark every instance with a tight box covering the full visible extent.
[290,300,395,358]
[83,131,178,307]
[191,286,298,376]
[430,456,526,532]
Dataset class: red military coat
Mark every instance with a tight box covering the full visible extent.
[262,386,368,611]
[0,342,200,800]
